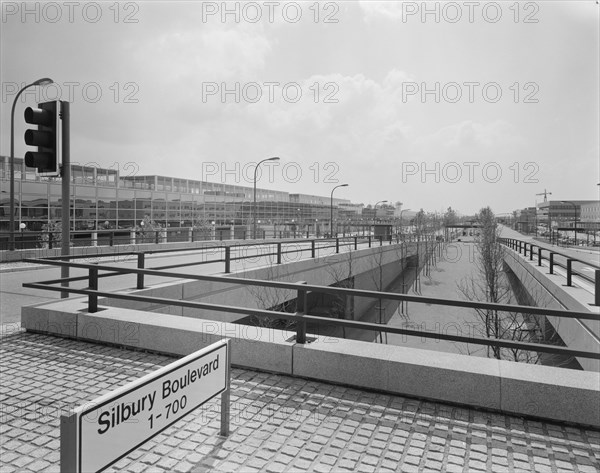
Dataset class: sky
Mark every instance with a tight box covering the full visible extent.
[1,0,599,216]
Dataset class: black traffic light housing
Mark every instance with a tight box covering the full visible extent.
[24,100,60,176]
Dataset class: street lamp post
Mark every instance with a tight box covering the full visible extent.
[9,78,54,251]
[330,184,349,238]
[560,201,579,246]
[253,157,279,239]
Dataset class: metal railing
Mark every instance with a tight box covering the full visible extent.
[22,235,435,295]
[0,226,428,253]
[22,246,600,362]
[499,238,600,306]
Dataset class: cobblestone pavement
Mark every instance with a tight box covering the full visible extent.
[1,332,599,473]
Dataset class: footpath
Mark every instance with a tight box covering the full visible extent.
[1,332,599,472]
[386,241,485,357]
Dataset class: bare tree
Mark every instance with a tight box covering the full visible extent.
[456,207,553,363]
[241,248,297,329]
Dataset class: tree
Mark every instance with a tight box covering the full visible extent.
[443,207,458,227]
[456,206,548,363]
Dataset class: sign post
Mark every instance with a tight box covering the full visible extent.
[61,339,230,473]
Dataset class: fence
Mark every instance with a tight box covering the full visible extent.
[22,239,600,362]
[499,237,600,306]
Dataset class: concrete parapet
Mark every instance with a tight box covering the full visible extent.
[21,301,600,428]
[503,250,600,372]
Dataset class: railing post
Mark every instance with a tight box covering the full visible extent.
[155,231,159,244]
[88,266,98,313]
[566,259,573,286]
[137,253,145,289]
[109,232,114,247]
[549,252,554,274]
[336,238,339,254]
[595,270,600,306]
[529,245,534,261]
[379,236,383,247]
[524,243,528,258]
[277,242,282,264]
[368,235,372,248]
[225,246,231,273]
[296,281,308,344]
[311,240,316,258]
[354,236,358,250]
[538,247,542,266]
[48,233,53,250]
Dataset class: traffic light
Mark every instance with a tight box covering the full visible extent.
[24,100,60,176]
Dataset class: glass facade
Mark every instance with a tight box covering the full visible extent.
[0,157,356,234]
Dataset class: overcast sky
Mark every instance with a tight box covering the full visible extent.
[1,1,598,215]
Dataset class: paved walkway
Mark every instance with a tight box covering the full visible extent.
[386,242,486,356]
[1,331,599,472]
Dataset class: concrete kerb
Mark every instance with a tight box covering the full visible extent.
[21,301,600,428]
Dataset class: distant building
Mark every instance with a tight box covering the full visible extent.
[515,207,537,233]
[0,157,358,234]
[537,200,597,229]
[580,201,600,230]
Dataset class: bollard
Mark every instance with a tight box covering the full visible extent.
[277,243,282,264]
[336,238,340,254]
[88,266,98,313]
[225,247,231,273]
[368,235,372,248]
[549,252,554,274]
[566,259,572,286]
[354,236,358,250]
[538,247,542,267]
[296,281,308,344]
[379,236,383,247]
[137,253,145,289]
[311,240,316,258]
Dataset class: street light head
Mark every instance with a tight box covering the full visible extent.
[341,184,349,187]
[33,78,54,86]
[268,157,280,161]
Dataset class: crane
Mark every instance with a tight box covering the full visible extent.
[536,189,552,202]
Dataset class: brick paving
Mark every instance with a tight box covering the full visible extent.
[1,332,599,473]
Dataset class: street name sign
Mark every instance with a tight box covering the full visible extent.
[60,339,230,473]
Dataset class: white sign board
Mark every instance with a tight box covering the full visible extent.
[61,340,229,473]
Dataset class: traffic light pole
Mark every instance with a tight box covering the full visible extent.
[60,101,70,298]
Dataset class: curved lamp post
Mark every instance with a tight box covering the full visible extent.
[9,77,54,251]
[330,184,348,238]
[253,157,279,239]
[560,200,578,246]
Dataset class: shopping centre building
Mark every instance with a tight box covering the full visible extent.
[0,156,364,236]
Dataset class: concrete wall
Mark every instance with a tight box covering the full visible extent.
[503,250,600,372]
[98,242,423,324]
[22,301,600,428]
